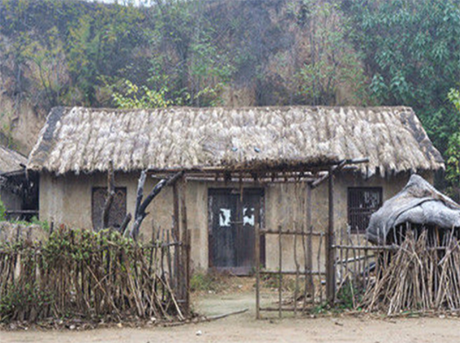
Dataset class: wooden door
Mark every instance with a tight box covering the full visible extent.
[208,188,264,275]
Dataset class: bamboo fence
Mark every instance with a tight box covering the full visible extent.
[0,224,190,323]
[335,224,460,315]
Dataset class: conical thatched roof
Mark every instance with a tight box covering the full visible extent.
[27,106,444,175]
[0,145,27,174]
[367,175,460,244]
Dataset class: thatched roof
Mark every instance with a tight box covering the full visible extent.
[367,175,460,244]
[0,145,27,174]
[27,106,444,175]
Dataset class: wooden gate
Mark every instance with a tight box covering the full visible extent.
[208,188,264,275]
[255,224,326,318]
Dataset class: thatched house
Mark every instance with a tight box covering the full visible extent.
[27,106,444,273]
[0,145,38,220]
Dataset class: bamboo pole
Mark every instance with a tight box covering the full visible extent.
[255,223,261,319]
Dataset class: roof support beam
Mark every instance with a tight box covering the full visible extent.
[311,158,369,189]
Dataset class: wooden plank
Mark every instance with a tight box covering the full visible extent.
[259,229,322,236]
[260,270,326,276]
[333,245,400,251]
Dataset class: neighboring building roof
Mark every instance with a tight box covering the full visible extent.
[367,174,460,244]
[27,106,444,176]
[0,145,27,175]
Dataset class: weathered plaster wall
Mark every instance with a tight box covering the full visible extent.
[39,170,434,272]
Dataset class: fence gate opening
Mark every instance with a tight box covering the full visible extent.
[254,183,327,319]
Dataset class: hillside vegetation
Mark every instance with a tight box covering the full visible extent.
[1,0,460,176]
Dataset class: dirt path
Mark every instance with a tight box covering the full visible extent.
[1,292,460,343]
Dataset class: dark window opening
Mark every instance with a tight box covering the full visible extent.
[92,187,127,230]
[348,187,382,233]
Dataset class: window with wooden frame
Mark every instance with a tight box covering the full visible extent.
[348,187,382,233]
[92,187,127,230]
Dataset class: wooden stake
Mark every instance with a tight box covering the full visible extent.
[173,181,180,290]
[255,223,261,319]
[306,183,313,295]
[278,225,283,318]
[326,167,335,304]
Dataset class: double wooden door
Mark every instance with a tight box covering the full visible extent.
[208,188,264,275]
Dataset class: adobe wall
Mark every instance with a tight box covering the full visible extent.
[39,170,434,273]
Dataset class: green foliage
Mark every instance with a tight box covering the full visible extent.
[446,89,460,189]
[335,280,360,310]
[10,216,50,231]
[0,227,146,322]
[3,0,460,168]
[0,284,54,322]
[112,79,173,109]
[344,0,460,152]
[190,271,218,292]
[0,0,148,110]
[448,88,460,112]
[294,1,370,105]
[0,198,6,221]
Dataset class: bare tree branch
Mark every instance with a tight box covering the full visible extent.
[101,161,115,230]
[129,170,184,240]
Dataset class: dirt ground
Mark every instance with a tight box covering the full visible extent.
[1,291,460,343]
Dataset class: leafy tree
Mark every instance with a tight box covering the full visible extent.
[111,79,173,109]
[144,0,234,107]
[294,1,369,106]
[344,0,460,152]
[446,88,460,199]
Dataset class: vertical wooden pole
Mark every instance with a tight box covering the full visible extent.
[172,181,180,290]
[179,176,190,316]
[278,224,282,318]
[185,228,191,317]
[326,167,335,304]
[305,183,313,294]
[255,223,260,319]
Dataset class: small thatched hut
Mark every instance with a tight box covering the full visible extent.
[367,174,460,245]
[0,145,38,220]
[27,106,443,273]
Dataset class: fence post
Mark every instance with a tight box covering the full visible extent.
[255,223,260,319]
[326,167,336,304]
[278,224,283,318]
[179,175,190,317]
[185,228,191,317]
[172,181,180,291]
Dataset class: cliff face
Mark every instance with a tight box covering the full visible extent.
[0,0,369,153]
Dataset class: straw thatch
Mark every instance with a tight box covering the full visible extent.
[0,145,26,174]
[27,106,444,176]
[367,174,460,244]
